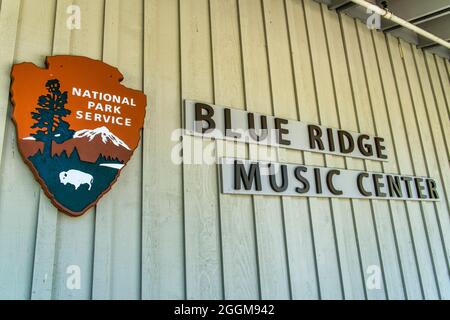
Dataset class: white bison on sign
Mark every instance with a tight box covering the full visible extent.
[59,170,94,191]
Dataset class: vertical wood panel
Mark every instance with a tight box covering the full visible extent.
[373,32,436,296]
[341,15,391,300]
[446,60,450,82]
[422,52,450,263]
[0,0,47,299]
[400,42,450,299]
[371,30,426,300]
[238,0,281,300]
[210,0,259,300]
[258,0,297,300]
[30,0,71,300]
[413,50,450,236]
[51,0,104,300]
[357,22,420,300]
[321,7,369,300]
[180,0,223,299]
[303,0,348,299]
[386,35,442,299]
[397,41,449,298]
[0,0,20,168]
[141,0,184,300]
[434,57,450,116]
[284,0,320,299]
[354,20,408,299]
[92,0,142,300]
[424,54,450,159]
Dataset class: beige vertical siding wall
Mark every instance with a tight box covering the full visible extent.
[0,0,448,299]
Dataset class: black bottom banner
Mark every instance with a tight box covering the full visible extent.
[0,300,440,319]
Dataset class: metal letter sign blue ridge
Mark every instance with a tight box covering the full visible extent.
[184,100,389,161]
[10,56,147,217]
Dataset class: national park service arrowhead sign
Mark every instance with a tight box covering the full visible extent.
[10,56,147,217]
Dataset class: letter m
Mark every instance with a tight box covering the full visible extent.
[234,160,262,191]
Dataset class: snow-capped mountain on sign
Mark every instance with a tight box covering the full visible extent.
[20,126,134,163]
[74,126,131,150]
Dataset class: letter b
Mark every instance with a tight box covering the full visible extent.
[195,103,216,134]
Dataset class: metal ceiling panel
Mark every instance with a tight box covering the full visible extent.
[314,0,450,60]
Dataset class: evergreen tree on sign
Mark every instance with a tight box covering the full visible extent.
[31,79,75,157]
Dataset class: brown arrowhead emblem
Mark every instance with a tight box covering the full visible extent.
[10,56,147,216]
